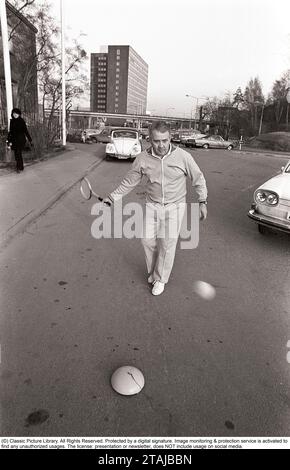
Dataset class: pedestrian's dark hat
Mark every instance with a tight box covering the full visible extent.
[11,108,22,117]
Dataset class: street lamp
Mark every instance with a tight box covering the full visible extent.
[60,0,66,146]
[186,94,216,130]
[253,100,265,135]
[286,86,290,131]
[185,94,199,129]
[0,0,13,127]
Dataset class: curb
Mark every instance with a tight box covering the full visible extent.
[0,156,104,252]
[234,149,290,159]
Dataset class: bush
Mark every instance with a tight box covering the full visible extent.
[28,122,50,159]
[246,132,290,152]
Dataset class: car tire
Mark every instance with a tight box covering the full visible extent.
[258,224,267,234]
[105,155,111,161]
[203,144,209,149]
[227,145,233,150]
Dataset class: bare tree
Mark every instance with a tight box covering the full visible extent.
[243,77,264,133]
[268,70,290,129]
[8,0,88,151]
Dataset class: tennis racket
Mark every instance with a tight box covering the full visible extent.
[80,177,111,205]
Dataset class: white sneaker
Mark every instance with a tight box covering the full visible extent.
[152,281,165,296]
[148,274,154,284]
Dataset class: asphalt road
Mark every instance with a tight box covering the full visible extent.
[0,144,290,437]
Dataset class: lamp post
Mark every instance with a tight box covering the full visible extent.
[0,0,13,126]
[60,0,66,147]
[286,87,290,132]
[185,94,199,129]
[253,100,264,136]
[258,103,265,135]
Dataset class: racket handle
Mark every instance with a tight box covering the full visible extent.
[98,196,111,206]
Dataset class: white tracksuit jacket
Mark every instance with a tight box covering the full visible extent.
[109,145,208,205]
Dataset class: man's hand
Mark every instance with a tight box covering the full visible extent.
[199,203,207,220]
[102,197,112,207]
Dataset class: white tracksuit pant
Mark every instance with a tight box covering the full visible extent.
[141,202,186,284]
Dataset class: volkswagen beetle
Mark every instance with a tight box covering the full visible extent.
[105,128,142,160]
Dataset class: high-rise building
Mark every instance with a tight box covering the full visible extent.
[90,52,108,113]
[90,45,148,115]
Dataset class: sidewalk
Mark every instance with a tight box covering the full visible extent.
[0,144,104,250]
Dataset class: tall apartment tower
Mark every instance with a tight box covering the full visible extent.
[90,45,148,115]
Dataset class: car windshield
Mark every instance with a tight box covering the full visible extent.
[112,131,137,139]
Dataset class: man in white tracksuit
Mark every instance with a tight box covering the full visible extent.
[104,121,208,296]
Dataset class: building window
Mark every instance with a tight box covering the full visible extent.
[116,86,119,90]
[115,97,119,102]
[116,68,120,72]
[116,74,119,78]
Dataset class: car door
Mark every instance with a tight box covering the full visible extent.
[217,136,226,148]
[211,136,222,148]
[100,129,111,143]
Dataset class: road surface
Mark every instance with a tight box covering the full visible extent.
[0,145,289,437]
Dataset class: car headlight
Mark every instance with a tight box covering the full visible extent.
[254,190,279,206]
[106,144,116,153]
[131,144,141,155]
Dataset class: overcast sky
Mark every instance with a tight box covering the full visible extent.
[54,0,290,116]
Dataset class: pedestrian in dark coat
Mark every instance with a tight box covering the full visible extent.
[7,108,33,173]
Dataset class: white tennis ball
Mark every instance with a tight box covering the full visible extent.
[193,281,216,301]
[111,366,145,396]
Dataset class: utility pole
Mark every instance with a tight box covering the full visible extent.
[0,0,13,126]
[60,0,66,146]
[258,104,264,135]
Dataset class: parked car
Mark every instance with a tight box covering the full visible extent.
[171,130,190,144]
[181,131,207,147]
[171,132,179,143]
[139,128,149,139]
[92,127,114,144]
[248,159,290,234]
[105,128,142,160]
[194,135,235,150]
[82,128,102,143]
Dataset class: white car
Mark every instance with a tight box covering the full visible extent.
[105,128,142,160]
[248,159,290,234]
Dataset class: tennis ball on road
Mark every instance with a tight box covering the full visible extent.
[111,366,145,396]
[193,281,216,301]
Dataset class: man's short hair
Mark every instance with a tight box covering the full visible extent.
[149,121,171,136]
